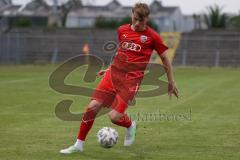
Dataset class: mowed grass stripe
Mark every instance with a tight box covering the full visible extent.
[0,65,240,160]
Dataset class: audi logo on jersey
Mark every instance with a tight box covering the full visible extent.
[120,41,141,52]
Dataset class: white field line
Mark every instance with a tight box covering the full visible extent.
[0,78,46,85]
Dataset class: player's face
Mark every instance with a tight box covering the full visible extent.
[131,12,148,31]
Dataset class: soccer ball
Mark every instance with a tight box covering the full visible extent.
[97,127,118,148]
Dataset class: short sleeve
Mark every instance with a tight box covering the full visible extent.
[153,34,168,55]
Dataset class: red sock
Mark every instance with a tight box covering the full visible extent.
[77,107,97,141]
[111,114,132,128]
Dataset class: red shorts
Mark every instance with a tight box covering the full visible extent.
[91,68,141,113]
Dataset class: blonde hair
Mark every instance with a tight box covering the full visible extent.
[132,3,150,20]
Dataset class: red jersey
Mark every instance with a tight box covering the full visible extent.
[92,24,168,110]
[111,24,168,79]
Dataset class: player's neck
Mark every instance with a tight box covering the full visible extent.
[130,24,147,32]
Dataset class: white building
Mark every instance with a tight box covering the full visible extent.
[66,0,195,32]
[0,0,195,32]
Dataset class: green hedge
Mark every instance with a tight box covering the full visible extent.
[95,16,159,31]
[12,17,32,27]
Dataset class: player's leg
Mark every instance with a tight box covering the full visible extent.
[108,95,137,146]
[60,100,103,154]
[60,68,116,154]
[78,100,103,140]
[108,109,132,128]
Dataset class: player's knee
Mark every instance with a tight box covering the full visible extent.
[88,100,102,110]
[82,100,102,121]
[108,111,120,123]
[84,100,102,117]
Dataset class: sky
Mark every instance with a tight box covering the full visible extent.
[12,0,240,15]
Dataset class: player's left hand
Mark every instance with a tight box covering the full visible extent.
[168,81,179,99]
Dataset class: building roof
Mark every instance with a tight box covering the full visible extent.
[69,0,179,18]
[0,0,12,14]
[21,0,51,16]
[0,4,20,16]
[22,0,50,11]
[0,0,180,18]
[0,0,12,6]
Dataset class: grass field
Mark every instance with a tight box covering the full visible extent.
[0,65,240,160]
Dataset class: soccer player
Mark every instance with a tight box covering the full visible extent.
[60,2,179,154]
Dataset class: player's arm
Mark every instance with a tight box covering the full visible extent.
[159,52,179,99]
[153,32,179,99]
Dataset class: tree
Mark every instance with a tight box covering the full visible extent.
[95,16,159,31]
[193,14,202,30]
[26,0,82,27]
[119,17,131,26]
[147,20,158,31]
[203,4,227,28]
[13,17,32,27]
[59,0,82,26]
[229,15,240,28]
[95,17,119,28]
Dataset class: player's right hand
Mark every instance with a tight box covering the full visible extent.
[168,81,179,99]
[96,70,106,77]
